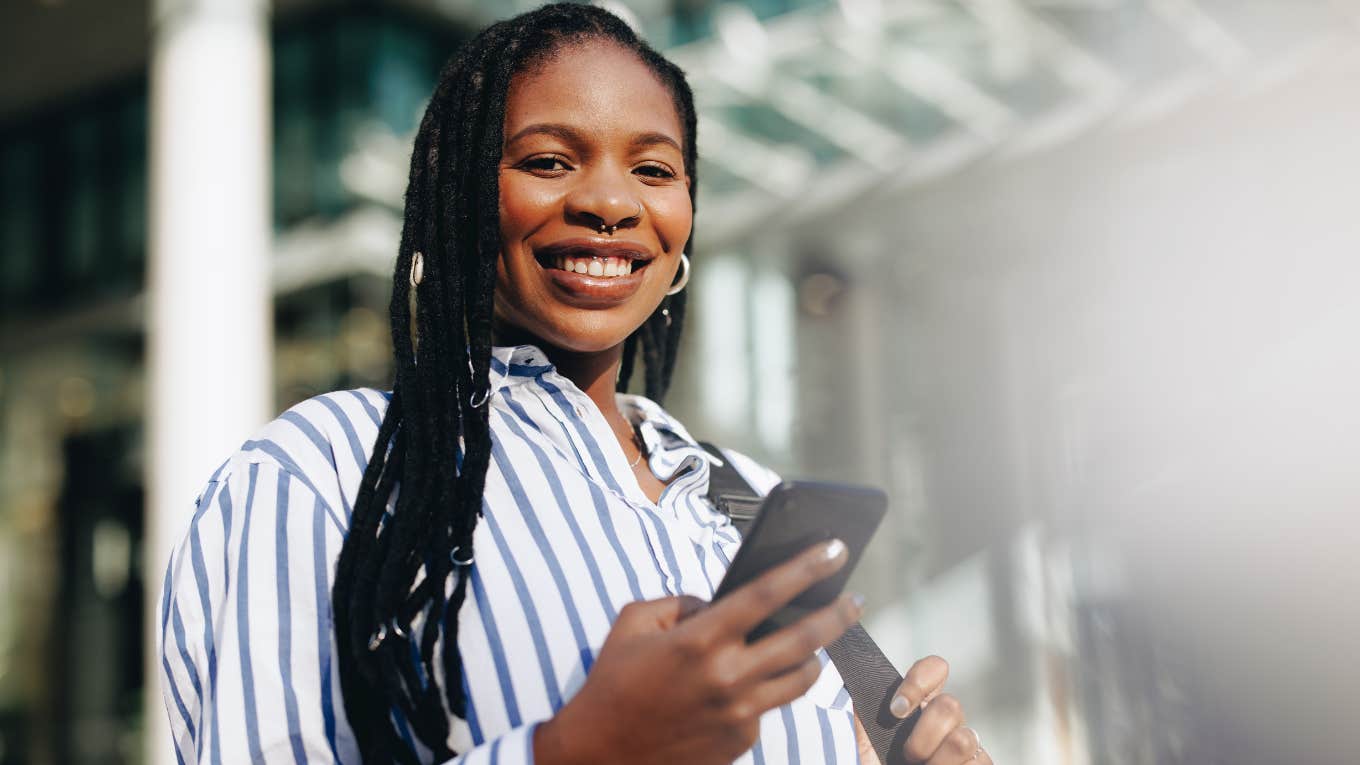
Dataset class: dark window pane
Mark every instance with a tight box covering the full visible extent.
[65,117,102,295]
[0,139,41,312]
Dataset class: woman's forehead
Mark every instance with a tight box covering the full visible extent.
[503,40,684,146]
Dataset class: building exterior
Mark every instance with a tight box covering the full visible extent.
[3,1,1359,763]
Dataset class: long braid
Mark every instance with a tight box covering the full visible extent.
[331,5,701,762]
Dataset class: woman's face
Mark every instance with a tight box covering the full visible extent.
[494,39,693,354]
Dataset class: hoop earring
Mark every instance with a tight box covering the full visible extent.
[666,254,690,296]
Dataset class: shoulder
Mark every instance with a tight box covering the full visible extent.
[188,387,392,533]
[242,387,391,479]
[159,392,380,764]
[162,387,392,644]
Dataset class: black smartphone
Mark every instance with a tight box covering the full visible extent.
[713,480,888,642]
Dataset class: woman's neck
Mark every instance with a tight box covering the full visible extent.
[547,346,625,416]
[493,328,627,422]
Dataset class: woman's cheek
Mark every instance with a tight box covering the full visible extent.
[498,175,558,236]
[652,190,693,255]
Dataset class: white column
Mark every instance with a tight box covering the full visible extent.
[144,2,272,764]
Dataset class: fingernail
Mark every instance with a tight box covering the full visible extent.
[824,538,846,561]
[890,694,914,719]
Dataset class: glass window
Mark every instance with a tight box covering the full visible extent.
[373,23,439,136]
[63,117,103,299]
[275,30,318,228]
[116,93,148,292]
[0,139,40,314]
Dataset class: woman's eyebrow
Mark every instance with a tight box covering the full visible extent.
[630,131,682,153]
[506,123,581,146]
[505,123,681,153]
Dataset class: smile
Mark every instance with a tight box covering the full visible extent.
[551,254,636,277]
[534,239,655,274]
[532,238,657,306]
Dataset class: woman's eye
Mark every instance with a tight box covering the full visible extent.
[635,164,677,180]
[521,156,570,173]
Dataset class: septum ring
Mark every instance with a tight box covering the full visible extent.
[595,202,643,235]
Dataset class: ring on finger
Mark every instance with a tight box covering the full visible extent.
[961,727,982,760]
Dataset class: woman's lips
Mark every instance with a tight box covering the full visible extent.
[533,239,655,307]
[538,253,649,307]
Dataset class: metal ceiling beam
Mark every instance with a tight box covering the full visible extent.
[957,0,1124,95]
[1145,0,1249,73]
[697,118,816,197]
[879,44,1018,142]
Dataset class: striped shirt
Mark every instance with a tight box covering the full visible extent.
[158,343,859,764]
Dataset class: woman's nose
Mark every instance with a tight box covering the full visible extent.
[564,169,641,233]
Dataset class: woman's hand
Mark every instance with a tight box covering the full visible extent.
[534,539,862,765]
[855,655,993,765]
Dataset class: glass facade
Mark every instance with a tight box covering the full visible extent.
[1,0,1357,762]
[0,88,148,321]
[273,9,460,228]
[0,8,464,762]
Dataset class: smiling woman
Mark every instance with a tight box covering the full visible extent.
[155,4,986,765]
[494,38,693,358]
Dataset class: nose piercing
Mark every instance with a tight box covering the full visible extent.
[596,202,643,235]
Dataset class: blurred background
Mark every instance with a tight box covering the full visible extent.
[3,0,1360,763]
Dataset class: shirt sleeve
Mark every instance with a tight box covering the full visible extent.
[435,723,541,765]
[158,458,360,764]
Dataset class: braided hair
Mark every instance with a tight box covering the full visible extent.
[330,4,698,762]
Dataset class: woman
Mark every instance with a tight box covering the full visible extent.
[158,5,991,764]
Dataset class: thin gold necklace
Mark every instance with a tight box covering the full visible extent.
[626,426,647,469]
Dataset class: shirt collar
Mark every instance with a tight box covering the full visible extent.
[488,343,722,467]
[487,344,555,395]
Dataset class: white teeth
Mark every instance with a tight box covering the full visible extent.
[551,254,638,277]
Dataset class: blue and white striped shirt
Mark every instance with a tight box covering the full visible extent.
[158,344,859,764]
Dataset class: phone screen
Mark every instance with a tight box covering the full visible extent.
[713,480,887,641]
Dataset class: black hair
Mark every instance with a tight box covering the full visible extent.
[330,4,698,761]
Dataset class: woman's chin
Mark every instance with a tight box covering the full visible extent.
[495,311,649,356]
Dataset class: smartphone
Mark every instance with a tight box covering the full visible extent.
[713,480,888,642]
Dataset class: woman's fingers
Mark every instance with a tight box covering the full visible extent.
[902,693,966,763]
[891,654,950,718]
[744,654,825,713]
[609,595,708,637]
[923,726,982,765]
[741,592,863,679]
[698,538,848,640]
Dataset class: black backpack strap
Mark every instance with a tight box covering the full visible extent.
[699,442,916,764]
[699,442,763,533]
